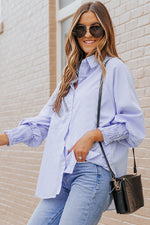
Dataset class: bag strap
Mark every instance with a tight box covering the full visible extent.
[133,147,137,174]
[97,58,137,178]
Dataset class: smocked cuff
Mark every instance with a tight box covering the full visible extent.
[4,125,33,146]
[99,123,129,145]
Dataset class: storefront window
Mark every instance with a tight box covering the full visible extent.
[59,0,76,9]
[56,0,82,81]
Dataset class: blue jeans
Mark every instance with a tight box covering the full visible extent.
[27,162,112,225]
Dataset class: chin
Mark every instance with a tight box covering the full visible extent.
[84,49,94,54]
[84,48,96,56]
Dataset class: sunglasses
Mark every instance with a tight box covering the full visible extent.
[72,24,104,38]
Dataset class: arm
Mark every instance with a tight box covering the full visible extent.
[98,60,145,147]
[4,81,61,147]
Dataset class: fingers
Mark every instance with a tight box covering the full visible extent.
[68,144,88,162]
[74,151,86,162]
[68,146,74,153]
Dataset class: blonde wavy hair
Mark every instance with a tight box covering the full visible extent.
[53,1,119,113]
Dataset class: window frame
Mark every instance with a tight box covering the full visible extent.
[56,0,82,83]
[0,0,3,34]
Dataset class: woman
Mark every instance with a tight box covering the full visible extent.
[0,1,145,225]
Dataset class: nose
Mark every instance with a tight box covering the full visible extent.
[84,28,92,37]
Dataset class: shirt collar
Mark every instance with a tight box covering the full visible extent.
[70,54,110,85]
[85,55,99,69]
[83,54,110,69]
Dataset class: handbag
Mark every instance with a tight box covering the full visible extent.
[97,59,144,214]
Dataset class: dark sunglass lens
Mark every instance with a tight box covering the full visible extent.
[73,25,86,38]
[90,25,104,38]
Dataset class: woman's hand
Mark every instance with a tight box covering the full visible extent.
[69,129,103,162]
[0,133,9,146]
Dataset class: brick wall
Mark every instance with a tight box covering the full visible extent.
[49,0,57,94]
[0,0,50,224]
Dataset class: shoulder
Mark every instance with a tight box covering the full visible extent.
[104,57,135,90]
[106,57,132,80]
[52,81,62,95]
[107,57,130,71]
[47,81,62,105]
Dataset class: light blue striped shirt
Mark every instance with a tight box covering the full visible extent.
[5,55,145,200]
